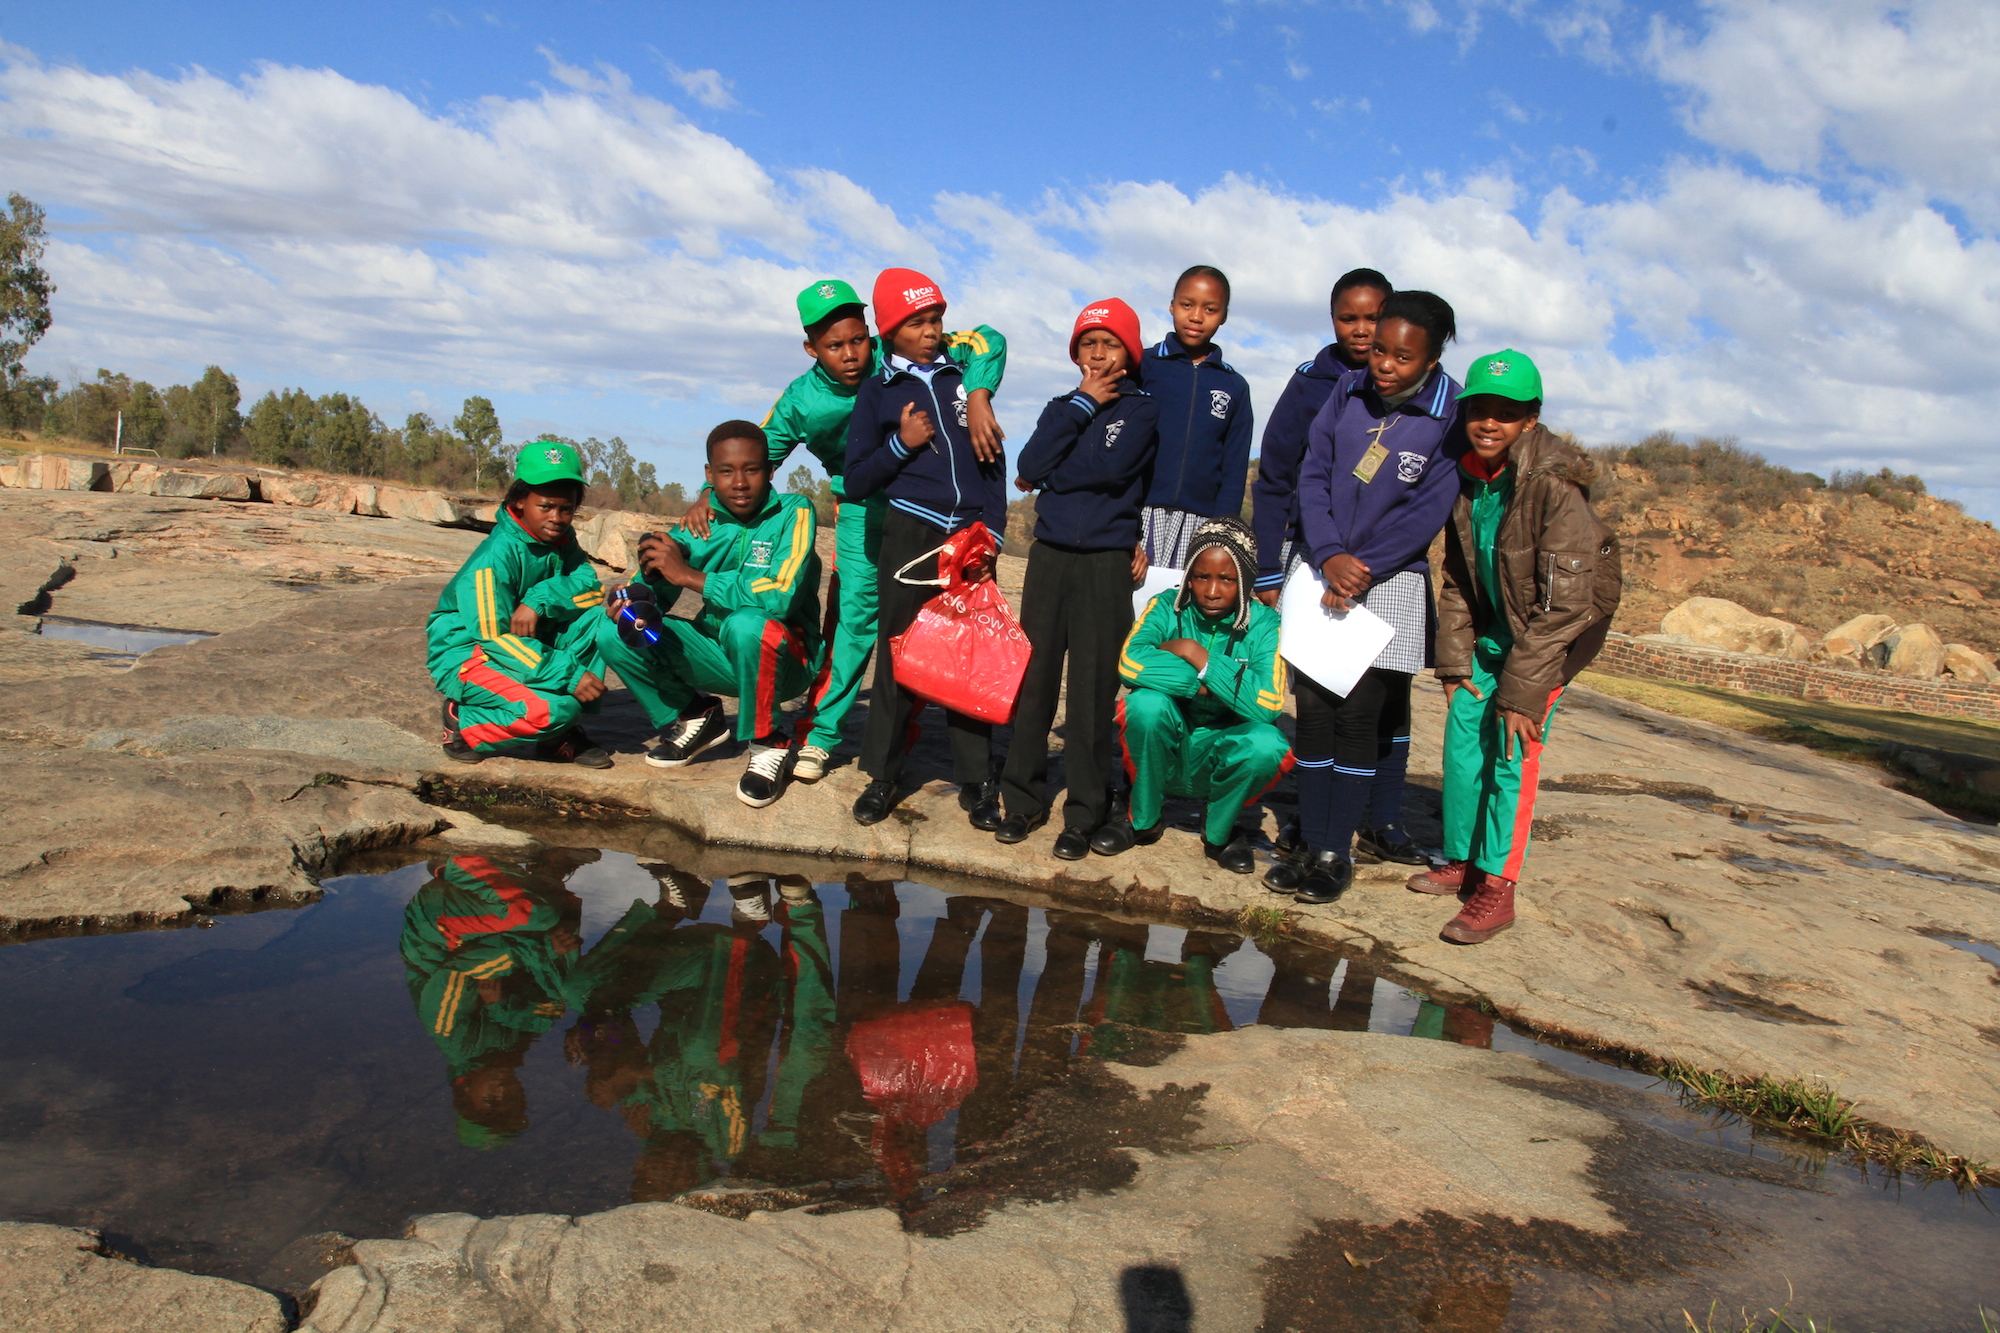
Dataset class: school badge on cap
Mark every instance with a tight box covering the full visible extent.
[796,277,864,330]
[513,438,585,486]
[1460,348,1544,403]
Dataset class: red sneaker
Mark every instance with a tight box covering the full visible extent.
[1407,862,1476,895]
[1441,876,1517,944]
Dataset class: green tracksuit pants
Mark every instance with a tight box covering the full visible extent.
[1118,687,1294,846]
[802,496,884,752]
[592,607,816,742]
[1442,639,1565,881]
[447,615,602,756]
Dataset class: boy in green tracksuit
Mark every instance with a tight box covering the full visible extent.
[398,855,583,1148]
[676,279,1008,782]
[428,440,613,767]
[1410,350,1620,944]
[598,421,825,808]
[1115,517,1292,874]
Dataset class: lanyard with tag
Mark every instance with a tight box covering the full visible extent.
[1352,414,1400,483]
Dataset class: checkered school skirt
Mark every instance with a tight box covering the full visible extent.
[1140,506,1206,571]
[1286,556,1433,675]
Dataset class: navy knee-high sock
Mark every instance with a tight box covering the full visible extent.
[1366,735,1411,831]
[1299,759,1373,860]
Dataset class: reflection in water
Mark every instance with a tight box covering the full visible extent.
[399,853,1495,1211]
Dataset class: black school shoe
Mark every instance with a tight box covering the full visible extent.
[538,727,613,769]
[1204,835,1257,875]
[442,732,484,764]
[960,779,1003,832]
[1355,824,1428,866]
[994,810,1048,845]
[1131,821,1165,847]
[1089,820,1137,856]
[1294,851,1354,905]
[852,780,896,826]
[1052,828,1092,861]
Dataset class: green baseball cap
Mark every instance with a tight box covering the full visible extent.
[456,1115,520,1150]
[796,278,864,330]
[1461,349,1543,403]
[514,439,585,487]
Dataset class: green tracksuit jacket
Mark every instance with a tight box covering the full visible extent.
[1117,593,1292,844]
[761,328,1007,498]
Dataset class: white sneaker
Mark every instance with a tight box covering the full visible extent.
[727,874,772,923]
[737,741,789,808]
[792,744,831,782]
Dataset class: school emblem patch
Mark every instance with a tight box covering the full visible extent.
[749,540,774,567]
[817,283,837,299]
[544,447,563,464]
[1485,358,1511,377]
[1395,451,1427,483]
[1209,389,1231,419]
[954,383,969,429]
[1103,419,1125,447]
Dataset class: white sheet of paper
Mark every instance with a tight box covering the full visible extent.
[1278,564,1396,697]
[1133,567,1183,620]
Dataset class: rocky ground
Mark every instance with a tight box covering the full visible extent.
[2,486,1998,1328]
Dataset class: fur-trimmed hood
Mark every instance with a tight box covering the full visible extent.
[1514,424,1598,493]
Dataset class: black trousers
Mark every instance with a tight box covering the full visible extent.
[1000,541,1133,831]
[858,507,995,787]
[1292,666,1411,765]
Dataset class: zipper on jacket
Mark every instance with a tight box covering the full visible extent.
[1173,359,1198,506]
[1543,552,1555,611]
[920,372,963,519]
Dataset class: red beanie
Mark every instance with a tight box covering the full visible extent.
[872,268,946,335]
[1070,298,1144,369]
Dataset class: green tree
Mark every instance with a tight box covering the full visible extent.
[305,392,382,475]
[0,193,53,399]
[784,464,815,496]
[454,396,502,490]
[659,481,686,506]
[244,388,318,466]
[187,366,241,456]
[125,381,168,451]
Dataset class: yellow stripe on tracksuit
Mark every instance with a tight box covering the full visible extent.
[491,634,542,669]
[475,567,500,642]
[750,506,812,595]
[1255,655,1288,713]
[949,329,989,357]
[1118,594,1166,683]
[572,587,605,608]
[433,953,514,1037]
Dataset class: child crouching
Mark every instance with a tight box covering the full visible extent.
[1412,350,1620,942]
[1116,517,1291,873]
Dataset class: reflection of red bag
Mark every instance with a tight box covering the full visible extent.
[888,522,1030,724]
[846,1000,979,1202]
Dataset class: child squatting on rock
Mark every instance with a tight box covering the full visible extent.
[429,440,615,769]
[1116,517,1294,873]
[996,297,1159,859]
[604,421,826,809]
[672,277,1008,784]
[1411,349,1622,944]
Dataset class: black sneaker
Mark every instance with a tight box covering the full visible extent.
[737,738,789,808]
[645,701,730,768]
[1203,835,1257,875]
[1356,824,1427,866]
[1294,851,1354,905]
[853,780,895,826]
[538,727,613,769]
[442,732,483,765]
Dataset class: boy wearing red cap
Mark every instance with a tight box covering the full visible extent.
[843,268,1012,827]
[994,299,1159,857]
[675,278,1008,783]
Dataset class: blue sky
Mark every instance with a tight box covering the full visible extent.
[6,1,2000,514]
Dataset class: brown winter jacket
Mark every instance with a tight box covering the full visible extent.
[1433,425,1621,721]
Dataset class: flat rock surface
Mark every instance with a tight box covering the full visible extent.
[2,487,1997,1172]
[0,1223,285,1333]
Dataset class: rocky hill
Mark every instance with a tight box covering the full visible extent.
[1584,437,2000,658]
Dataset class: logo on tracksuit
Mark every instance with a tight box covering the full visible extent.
[954,383,968,428]
[1103,419,1125,448]
[748,540,774,568]
[1208,390,1231,419]
[1396,452,1428,483]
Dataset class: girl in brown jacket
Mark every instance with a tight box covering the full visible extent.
[1408,350,1620,943]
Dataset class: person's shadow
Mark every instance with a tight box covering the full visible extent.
[1120,1265,1193,1332]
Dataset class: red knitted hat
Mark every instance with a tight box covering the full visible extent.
[872,268,947,336]
[1069,298,1143,369]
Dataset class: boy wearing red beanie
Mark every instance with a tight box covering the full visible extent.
[994,299,1159,857]
[843,268,1012,827]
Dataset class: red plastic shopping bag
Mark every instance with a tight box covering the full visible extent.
[888,522,1030,724]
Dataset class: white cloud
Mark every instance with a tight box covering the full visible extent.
[663,62,737,111]
[8,46,2000,513]
[1652,0,2000,225]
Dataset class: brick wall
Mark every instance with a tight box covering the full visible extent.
[1589,633,2000,723]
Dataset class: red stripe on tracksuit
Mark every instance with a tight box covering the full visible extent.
[1500,686,1564,882]
[455,648,550,748]
[436,855,535,951]
[1115,697,1136,783]
[718,936,749,1065]
[1256,749,1297,800]
[755,621,808,741]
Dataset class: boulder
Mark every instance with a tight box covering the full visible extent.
[262,476,355,512]
[573,510,661,571]
[1824,613,1899,661]
[1941,643,2000,684]
[1658,596,1807,658]
[0,1223,285,1332]
[1884,622,1946,678]
[357,484,479,526]
[150,470,255,501]
[107,460,162,494]
[1,454,109,492]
